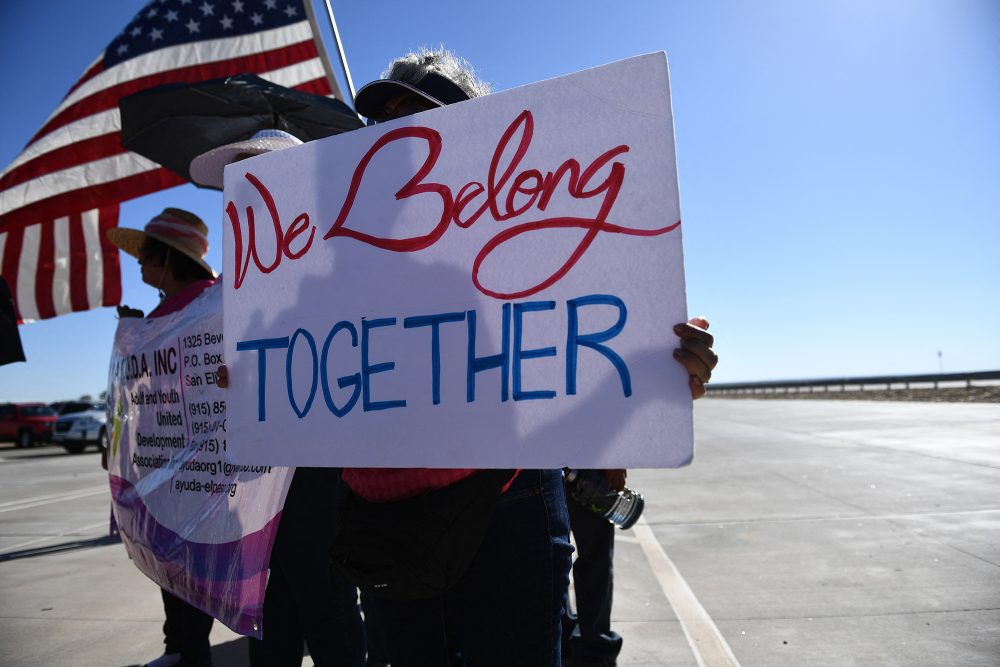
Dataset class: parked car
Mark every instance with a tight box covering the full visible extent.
[52,402,107,454]
[51,400,103,416]
[0,403,58,448]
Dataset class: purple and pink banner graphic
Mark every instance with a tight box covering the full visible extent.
[107,283,293,637]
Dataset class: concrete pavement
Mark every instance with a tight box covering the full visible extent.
[623,399,1000,666]
[1,398,997,666]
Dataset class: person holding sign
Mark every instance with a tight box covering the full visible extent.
[211,48,717,665]
[327,49,718,667]
[107,209,218,667]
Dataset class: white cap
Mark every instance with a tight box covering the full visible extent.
[188,129,304,189]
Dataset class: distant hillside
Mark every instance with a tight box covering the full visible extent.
[708,386,1000,403]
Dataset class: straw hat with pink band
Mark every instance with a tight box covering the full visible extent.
[106,208,216,278]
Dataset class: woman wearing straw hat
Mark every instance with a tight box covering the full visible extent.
[108,207,216,319]
[108,208,216,667]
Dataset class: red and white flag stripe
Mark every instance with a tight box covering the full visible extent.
[0,208,121,323]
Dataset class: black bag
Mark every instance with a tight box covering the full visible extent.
[331,469,515,600]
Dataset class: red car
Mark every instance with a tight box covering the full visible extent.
[0,403,58,448]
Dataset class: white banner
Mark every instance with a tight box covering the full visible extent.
[223,53,693,468]
[107,283,293,637]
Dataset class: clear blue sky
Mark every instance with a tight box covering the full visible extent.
[2,0,998,402]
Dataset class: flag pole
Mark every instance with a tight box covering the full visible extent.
[318,0,357,104]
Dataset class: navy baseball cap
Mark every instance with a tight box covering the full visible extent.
[354,71,471,121]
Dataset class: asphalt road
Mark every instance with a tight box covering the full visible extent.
[1,399,998,666]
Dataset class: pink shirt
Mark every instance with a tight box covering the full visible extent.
[147,279,216,318]
[341,468,481,502]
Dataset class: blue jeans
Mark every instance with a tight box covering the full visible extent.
[372,469,573,666]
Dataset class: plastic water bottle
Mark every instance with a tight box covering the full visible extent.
[563,468,645,530]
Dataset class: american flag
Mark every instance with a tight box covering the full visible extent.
[0,0,340,322]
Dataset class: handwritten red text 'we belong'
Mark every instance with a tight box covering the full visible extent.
[226,109,681,300]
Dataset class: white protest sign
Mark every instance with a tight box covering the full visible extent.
[223,52,692,468]
[107,283,292,637]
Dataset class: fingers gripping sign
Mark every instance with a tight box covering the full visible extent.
[672,316,718,399]
[216,365,230,389]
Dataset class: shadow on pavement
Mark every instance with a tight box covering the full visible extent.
[211,636,251,665]
[117,637,251,667]
[0,533,121,563]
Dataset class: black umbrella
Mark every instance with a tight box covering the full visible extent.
[119,73,363,188]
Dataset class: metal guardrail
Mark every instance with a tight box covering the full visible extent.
[706,370,1000,395]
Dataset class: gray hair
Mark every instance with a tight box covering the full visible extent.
[383,48,493,99]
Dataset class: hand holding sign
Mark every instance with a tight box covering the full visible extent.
[116,305,144,319]
[216,364,230,389]
[673,317,717,399]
